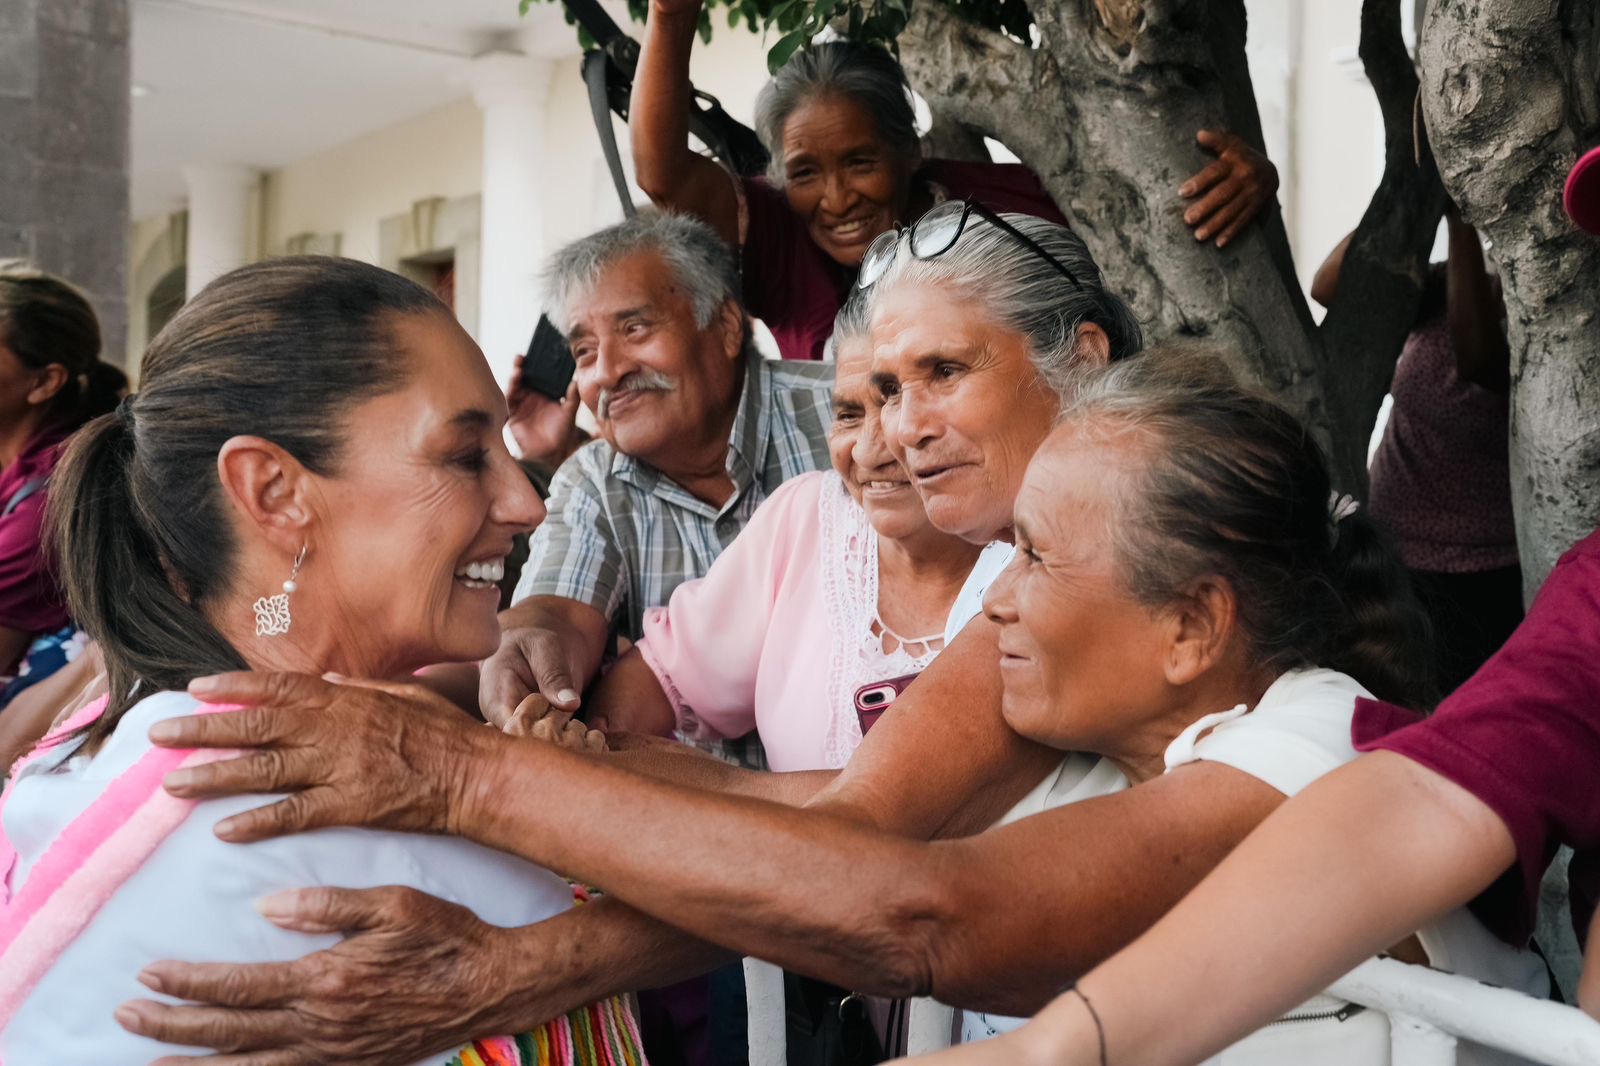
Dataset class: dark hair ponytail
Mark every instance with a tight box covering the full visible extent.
[1325,510,1436,707]
[46,256,445,752]
[78,360,128,421]
[47,411,248,747]
[1062,346,1436,708]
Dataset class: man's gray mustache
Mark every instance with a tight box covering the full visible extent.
[598,372,676,419]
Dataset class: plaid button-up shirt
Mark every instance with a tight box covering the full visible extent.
[513,349,834,648]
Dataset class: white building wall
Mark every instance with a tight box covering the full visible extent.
[260,97,485,265]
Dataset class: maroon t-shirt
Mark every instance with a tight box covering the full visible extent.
[1353,528,1600,944]
[0,427,71,636]
[740,160,1070,362]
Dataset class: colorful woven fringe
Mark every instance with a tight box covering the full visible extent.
[444,993,645,1066]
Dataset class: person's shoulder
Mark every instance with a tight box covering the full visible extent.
[763,354,837,391]
[545,438,623,500]
[1231,668,1371,742]
[924,158,1050,196]
[1553,529,1600,572]
[79,690,206,777]
[764,469,833,511]
[1188,668,1369,796]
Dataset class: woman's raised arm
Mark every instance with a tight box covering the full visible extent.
[630,0,741,247]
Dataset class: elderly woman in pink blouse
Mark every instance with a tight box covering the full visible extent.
[573,304,983,771]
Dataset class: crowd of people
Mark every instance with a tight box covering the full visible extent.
[2,15,1600,1066]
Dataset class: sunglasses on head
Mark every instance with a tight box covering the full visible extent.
[856,199,1085,292]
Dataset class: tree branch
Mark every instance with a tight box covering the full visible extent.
[921,107,994,163]
[1316,0,1445,494]
[898,1,1042,136]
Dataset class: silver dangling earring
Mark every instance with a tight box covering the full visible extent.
[253,545,307,638]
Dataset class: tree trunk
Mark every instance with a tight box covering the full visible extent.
[897,0,1441,493]
[920,107,992,163]
[1418,0,1600,593]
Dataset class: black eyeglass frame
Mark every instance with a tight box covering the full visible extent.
[856,199,1084,293]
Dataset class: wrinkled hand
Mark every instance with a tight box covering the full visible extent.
[505,692,607,754]
[507,354,584,467]
[479,622,586,730]
[116,886,514,1066]
[156,673,495,843]
[1180,129,1280,248]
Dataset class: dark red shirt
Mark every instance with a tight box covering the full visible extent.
[0,427,71,636]
[740,160,1069,362]
[1353,529,1600,944]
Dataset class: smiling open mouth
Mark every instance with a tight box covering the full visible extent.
[826,217,877,244]
[454,558,506,590]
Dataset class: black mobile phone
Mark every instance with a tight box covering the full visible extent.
[520,314,576,402]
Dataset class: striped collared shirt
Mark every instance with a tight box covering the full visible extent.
[513,351,834,641]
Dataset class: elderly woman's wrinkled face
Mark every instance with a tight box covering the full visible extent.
[827,334,928,540]
[781,94,914,268]
[869,283,1060,545]
[305,312,544,673]
[983,427,1174,754]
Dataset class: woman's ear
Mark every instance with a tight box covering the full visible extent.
[1073,322,1112,368]
[26,364,69,407]
[216,436,316,556]
[1164,576,1238,686]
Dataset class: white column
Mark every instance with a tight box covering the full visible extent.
[464,52,552,391]
[182,163,260,300]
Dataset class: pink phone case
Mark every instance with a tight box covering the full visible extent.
[853,673,920,736]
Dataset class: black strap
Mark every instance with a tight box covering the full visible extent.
[560,0,769,218]
[2,476,46,518]
[585,49,638,219]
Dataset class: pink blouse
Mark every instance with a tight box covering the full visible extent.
[636,471,947,772]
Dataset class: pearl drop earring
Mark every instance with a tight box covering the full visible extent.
[253,545,307,638]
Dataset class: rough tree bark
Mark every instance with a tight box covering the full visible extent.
[1419,0,1600,593]
[896,0,1443,492]
[920,107,993,162]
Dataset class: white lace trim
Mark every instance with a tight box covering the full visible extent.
[819,474,944,769]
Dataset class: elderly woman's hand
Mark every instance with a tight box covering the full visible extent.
[505,691,607,754]
[154,672,499,842]
[116,886,534,1065]
[1180,129,1280,247]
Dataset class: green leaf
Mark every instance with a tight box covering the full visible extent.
[698,5,714,42]
[518,0,534,15]
[776,0,806,32]
[767,29,808,73]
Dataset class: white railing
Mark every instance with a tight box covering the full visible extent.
[746,956,1600,1065]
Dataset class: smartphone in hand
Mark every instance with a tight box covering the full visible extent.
[520,314,576,402]
[853,673,920,736]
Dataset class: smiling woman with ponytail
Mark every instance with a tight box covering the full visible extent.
[0,256,647,1065]
[0,261,127,695]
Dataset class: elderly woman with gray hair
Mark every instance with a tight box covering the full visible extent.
[104,215,1435,1065]
[631,0,1279,360]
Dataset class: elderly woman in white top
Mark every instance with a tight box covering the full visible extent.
[0,258,644,1065]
